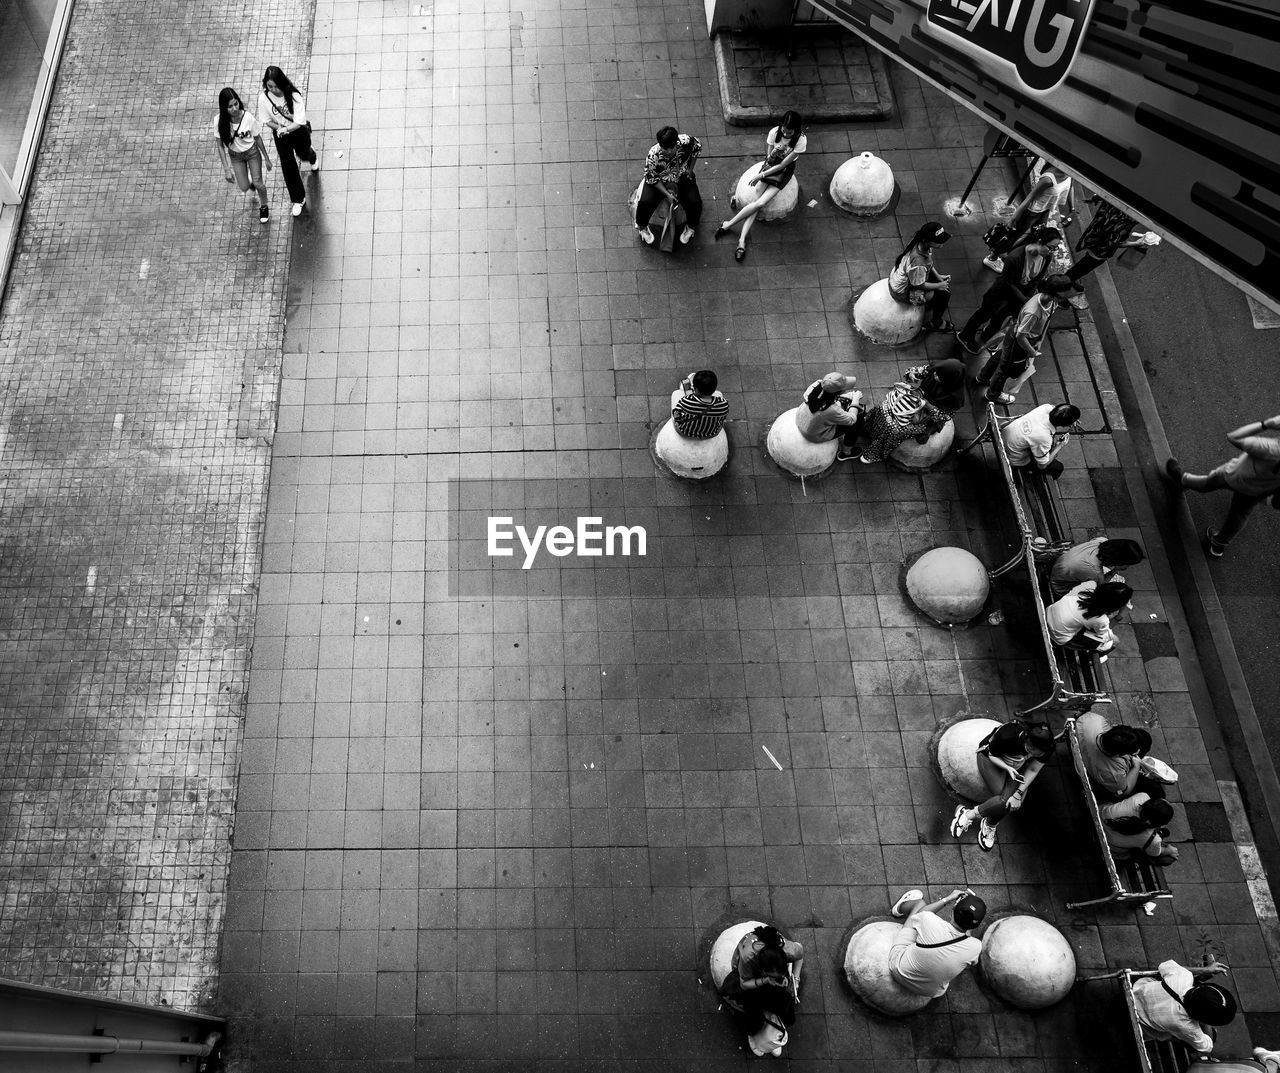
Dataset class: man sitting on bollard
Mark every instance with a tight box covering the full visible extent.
[670,370,728,439]
[1076,709,1175,802]
[1001,402,1079,480]
[1049,536,1145,599]
[1132,960,1237,1058]
[636,126,702,247]
[885,888,985,998]
[795,371,863,461]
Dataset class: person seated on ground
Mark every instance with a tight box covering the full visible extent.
[635,125,702,247]
[720,924,803,1039]
[669,370,728,439]
[1101,793,1179,865]
[958,226,1063,352]
[715,110,806,262]
[950,721,1056,852]
[885,222,954,333]
[1050,536,1145,599]
[1075,709,1171,802]
[795,371,863,460]
[886,888,985,998]
[975,275,1083,405]
[1001,402,1079,480]
[1046,579,1132,652]
[1132,960,1237,1059]
[857,359,967,465]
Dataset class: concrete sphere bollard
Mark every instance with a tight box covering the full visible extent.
[843,920,933,1016]
[710,921,763,990]
[733,163,799,222]
[853,279,927,346]
[830,151,895,216]
[766,406,840,478]
[890,420,956,472]
[906,546,990,625]
[935,717,1002,802]
[655,421,729,479]
[979,915,1076,1009]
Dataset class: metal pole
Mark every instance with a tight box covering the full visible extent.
[954,153,991,212]
[0,1030,218,1057]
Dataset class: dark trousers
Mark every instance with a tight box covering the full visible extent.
[273,125,316,205]
[959,282,1021,349]
[976,344,1028,396]
[635,175,702,229]
[1181,472,1269,545]
[1067,249,1109,282]
[1015,459,1064,480]
[924,288,951,327]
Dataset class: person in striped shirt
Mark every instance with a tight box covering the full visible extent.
[670,371,729,439]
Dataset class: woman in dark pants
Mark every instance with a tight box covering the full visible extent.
[957,227,1062,352]
[258,66,319,217]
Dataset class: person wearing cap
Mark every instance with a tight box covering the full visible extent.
[857,360,967,465]
[1132,960,1236,1056]
[886,223,955,333]
[1001,402,1079,480]
[1049,537,1145,599]
[795,372,864,460]
[669,370,728,440]
[1075,709,1169,802]
[958,227,1064,353]
[950,720,1055,852]
[1101,793,1179,865]
[974,274,1083,405]
[885,888,985,998]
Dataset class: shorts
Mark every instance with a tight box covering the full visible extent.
[229,144,261,162]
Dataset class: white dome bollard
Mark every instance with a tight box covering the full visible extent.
[890,421,956,472]
[853,279,927,346]
[766,406,840,478]
[654,420,729,479]
[733,163,799,222]
[979,915,1076,1009]
[906,547,990,625]
[711,921,792,1058]
[843,920,934,1016]
[934,718,1002,802]
[830,151,895,216]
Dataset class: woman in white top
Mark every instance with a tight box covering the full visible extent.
[715,110,806,262]
[1045,579,1132,651]
[214,88,273,223]
[259,66,319,217]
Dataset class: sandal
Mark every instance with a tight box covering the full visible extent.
[734,246,747,262]
[714,225,729,239]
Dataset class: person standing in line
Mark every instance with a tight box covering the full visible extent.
[669,370,729,439]
[957,227,1063,353]
[215,88,272,223]
[259,65,319,217]
[794,371,863,461]
[635,126,702,247]
[1165,414,1280,558]
[884,222,955,333]
[975,274,1082,405]
[984,160,1073,272]
[714,111,806,262]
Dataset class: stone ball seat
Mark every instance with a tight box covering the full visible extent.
[654,419,729,479]
[905,546,990,625]
[853,278,926,346]
[933,717,1002,802]
[765,404,848,478]
[710,921,794,1058]
[890,420,955,472]
[843,920,933,1016]
[979,915,1076,1009]
[830,151,894,216]
[732,162,799,222]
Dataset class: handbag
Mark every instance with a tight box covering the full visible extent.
[983,222,1016,255]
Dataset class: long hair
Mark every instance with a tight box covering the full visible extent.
[217,87,243,146]
[777,110,803,147]
[1078,581,1132,618]
[894,224,939,271]
[752,924,785,950]
[262,66,299,113]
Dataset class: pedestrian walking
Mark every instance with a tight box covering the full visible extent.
[957,227,1063,353]
[984,160,1073,272]
[1165,415,1280,557]
[883,222,955,332]
[635,126,702,247]
[1067,199,1146,282]
[974,274,1082,405]
[714,111,806,262]
[258,65,319,217]
[215,88,272,223]
[858,360,966,464]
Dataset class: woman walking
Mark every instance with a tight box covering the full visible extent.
[214,88,272,223]
[714,111,806,262]
[857,359,966,464]
[887,222,954,332]
[258,66,319,217]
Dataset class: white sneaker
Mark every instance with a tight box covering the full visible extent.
[636,226,655,245]
[291,202,304,217]
[891,889,924,918]
[680,225,695,244]
[982,254,1004,272]
[309,152,320,172]
[949,805,974,838]
[977,818,998,852]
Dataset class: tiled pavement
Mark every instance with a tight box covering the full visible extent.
[1,0,1277,1069]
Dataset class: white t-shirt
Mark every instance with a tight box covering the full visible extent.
[888,911,981,997]
[215,110,262,154]
[1046,580,1110,646]
[766,127,807,163]
[1002,404,1061,468]
[258,89,308,131]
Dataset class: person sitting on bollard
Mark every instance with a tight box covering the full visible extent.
[974,275,1082,406]
[1046,580,1132,653]
[796,371,864,461]
[635,126,702,247]
[719,924,804,1040]
[885,888,985,998]
[1049,537,1145,599]
[858,360,967,465]
[1101,793,1179,865]
[715,110,806,263]
[1075,710,1176,802]
[958,227,1063,353]
[1132,960,1237,1058]
[1001,402,1079,480]
[950,721,1056,852]
[884,222,955,333]
[669,370,728,440]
